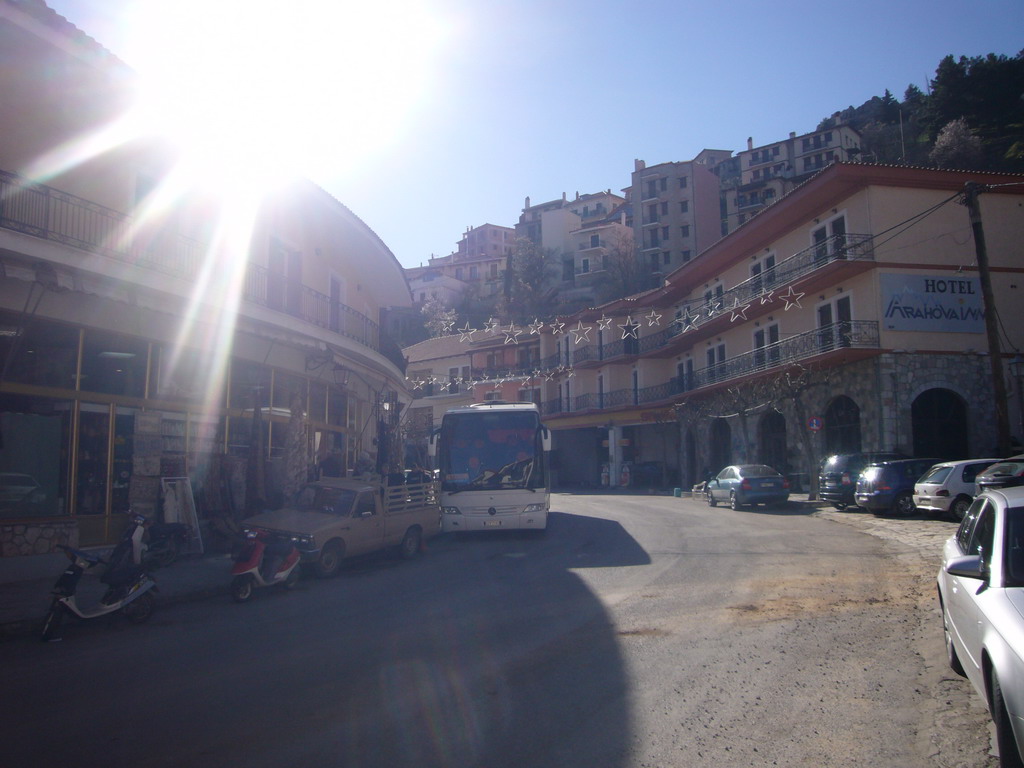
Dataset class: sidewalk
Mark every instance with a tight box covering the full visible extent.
[1,494,826,639]
[0,548,234,639]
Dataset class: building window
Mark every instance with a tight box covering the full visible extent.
[706,343,725,382]
[662,252,671,265]
[661,226,670,241]
[750,253,776,293]
[679,225,690,238]
[581,258,590,273]
[590,233,600,248]
[681,249,691,262]
[679,200,689,213]
[679,176,688,189]
[754,323,780,369]
[660,201,668,215]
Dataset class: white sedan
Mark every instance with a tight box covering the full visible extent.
[938,486,1024,767]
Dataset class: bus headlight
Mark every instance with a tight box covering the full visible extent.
[442,506,462,515]
[523,503,546,514]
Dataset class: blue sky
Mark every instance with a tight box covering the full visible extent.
[44,0,1023,269]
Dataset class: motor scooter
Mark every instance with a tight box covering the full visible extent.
[143,521,190,569]
[40,544,157,642]
[230,529,301,602]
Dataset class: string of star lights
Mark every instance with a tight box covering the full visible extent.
[417,275,807,392]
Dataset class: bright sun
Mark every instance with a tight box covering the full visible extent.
[124,0,447,192]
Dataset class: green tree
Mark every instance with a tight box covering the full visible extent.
[420,295,458,338]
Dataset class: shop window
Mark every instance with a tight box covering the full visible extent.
[0,314,79,390]
[76,405,110,517]
[80,330,148,398]
[0,395,70,518]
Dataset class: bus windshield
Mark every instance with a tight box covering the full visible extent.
[440,410,545,493]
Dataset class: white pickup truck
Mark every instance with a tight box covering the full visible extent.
[244,475,440,578]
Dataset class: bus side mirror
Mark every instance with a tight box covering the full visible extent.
[427,431,438,458]
[541,426,552,452]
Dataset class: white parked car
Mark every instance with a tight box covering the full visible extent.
[914,459,1000,520]
[937,486,1024,767]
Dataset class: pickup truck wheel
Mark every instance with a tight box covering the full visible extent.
[399,527,422,560]
[314,540,344,578]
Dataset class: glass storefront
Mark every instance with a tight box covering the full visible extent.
[0,311,353,545]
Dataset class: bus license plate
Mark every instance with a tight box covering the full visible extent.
[483,520,502,527]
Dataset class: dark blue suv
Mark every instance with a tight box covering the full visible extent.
[854,457,942,517]
[818,452,907,510]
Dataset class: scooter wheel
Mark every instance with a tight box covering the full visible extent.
[231,574,255,603]
[123,592,155,624]
[40,602,65,642]
[284,567,300,590]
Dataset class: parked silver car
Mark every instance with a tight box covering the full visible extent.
[937,486,1024,767]
[914,459,1001,520]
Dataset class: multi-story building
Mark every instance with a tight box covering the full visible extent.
[628,150,731,282]
[0,1,413,552]
[724,125,862,231]
[516,190,628,294]
[418,223,514,304]
[532,162,1024,491]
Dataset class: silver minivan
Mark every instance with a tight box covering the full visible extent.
[913,459,1000,520]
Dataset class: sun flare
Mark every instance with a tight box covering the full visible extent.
[125,0,447,192]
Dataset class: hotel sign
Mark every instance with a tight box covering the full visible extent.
[880,274,985,333]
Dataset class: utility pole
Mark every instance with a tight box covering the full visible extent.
[963,182,1011,455]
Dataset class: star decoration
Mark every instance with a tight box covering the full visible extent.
[457,323,477,343]
[544,369,556,381]
[503,323,522,345]
[483,317,499,334]
[759,289,775,306]
[619,317,641,340]
[677,308,698,332]
[528,318,545,335]
[550,320,566,336]
[596,316,613,331]
[565,367,576,379]
[707,298,723,318]
[729,299,750,322]
[570,321,593,345]
[779,286,805,311]
[441,319,455,334]
[645,309,662,327]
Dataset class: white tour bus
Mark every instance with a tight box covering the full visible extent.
[429,401,551,533]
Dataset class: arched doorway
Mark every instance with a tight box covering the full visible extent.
[759,410,788,474]
[912,388,967,459]
[824,396,861,455]
[709,418,731,474]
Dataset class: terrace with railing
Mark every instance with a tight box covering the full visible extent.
[541,320,879,416]
[0,169,405,372]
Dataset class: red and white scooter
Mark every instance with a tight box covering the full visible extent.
[230,529,301,602]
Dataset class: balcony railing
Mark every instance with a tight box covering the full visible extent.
[669,233,873,338]
[0,169,404,371]
[541,321,879,417]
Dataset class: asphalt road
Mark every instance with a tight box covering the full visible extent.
[0,493,997,767]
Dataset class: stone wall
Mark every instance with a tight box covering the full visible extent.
[1,519,78,557]
[678,351,1000,482]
